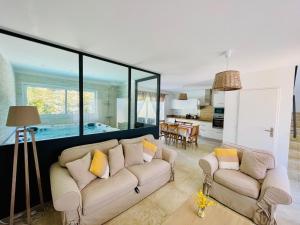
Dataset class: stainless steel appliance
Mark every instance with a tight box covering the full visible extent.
[213,107,224,128]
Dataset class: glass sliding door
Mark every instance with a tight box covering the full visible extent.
[130,69,159,128]
[0,33,79,145]
[83,56,129,134]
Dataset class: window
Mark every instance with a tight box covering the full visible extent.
[27,86,65,114]
[83,56,129,134]
[83,91,96,114]
[26,86,97,115]
[131,69,158,128]
[160,102,165,120]
[0,31,160,146]
[66,90,79,114]
[137,91,157,124]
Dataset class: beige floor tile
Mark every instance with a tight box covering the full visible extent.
[105,198,167,225]
[147,184,189,215]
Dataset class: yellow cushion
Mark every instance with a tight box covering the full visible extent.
[89,150,109,178]
[143,139,158,162]
[214,148,239,170]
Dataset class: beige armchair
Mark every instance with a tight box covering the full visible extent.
[199,149,292,225]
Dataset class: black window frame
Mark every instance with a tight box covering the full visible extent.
[0,28,161,144]
[134,75,160,128]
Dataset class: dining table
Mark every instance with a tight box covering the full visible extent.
[164,122,199,149]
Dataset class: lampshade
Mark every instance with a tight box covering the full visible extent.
[178,93,188,100]
[6,106,41,127]
[212,70,242,91]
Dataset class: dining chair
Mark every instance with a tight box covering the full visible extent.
[160,122,169,142]
[188,125,199,146]
[167,124,179,146]
[178,127,189,149]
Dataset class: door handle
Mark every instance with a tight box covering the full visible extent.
[264,127,274,137]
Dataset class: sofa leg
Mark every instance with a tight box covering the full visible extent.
[169,164,175,182]
[203,175,213,196]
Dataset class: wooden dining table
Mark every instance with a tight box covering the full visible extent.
[163,122,199,149]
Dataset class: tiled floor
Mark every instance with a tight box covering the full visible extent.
[5,138,300,225]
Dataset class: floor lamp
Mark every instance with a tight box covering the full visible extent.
[6,106,44,225]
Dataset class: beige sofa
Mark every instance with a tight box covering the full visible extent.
[199,148,292,225]
[50,134,177,225]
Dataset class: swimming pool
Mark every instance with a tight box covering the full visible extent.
[3,123,119,145]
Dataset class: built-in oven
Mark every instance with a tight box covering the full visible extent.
[213,118,224,128]
[213,107,224,128]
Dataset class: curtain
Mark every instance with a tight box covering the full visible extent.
[137,91,157,124]
[137,91,147,101]
[160,93,166,102]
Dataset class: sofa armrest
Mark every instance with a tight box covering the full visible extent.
[50,162,82,211]
[162,146,177,181]
[259,166,292,205]
[199,153,218,177]
[162,146,177,165]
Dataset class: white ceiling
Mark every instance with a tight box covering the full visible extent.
[0,0,299,91]
[0,34,151,84]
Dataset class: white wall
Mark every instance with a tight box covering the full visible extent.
[223,91,239,144]
[223,66,294,166]
[0,54,16,145]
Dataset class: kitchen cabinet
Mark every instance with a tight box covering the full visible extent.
[213,91,225,107]
[199,121,223,140]
[171,100,184,109]
[170,99,198,114]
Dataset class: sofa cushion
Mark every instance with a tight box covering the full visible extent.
[251,150,275,169]
[151,139,163,159]
[214,169,261,199]
[127,159,171,186]
[124,142,144,167]
[66,152,96,190]
[108,144,124,176]
[222,144,275,169]
[89,150,109,178]
[81,168,138,215]
[119,134,155,145]
[119,135,163,159]
[59,139,119,167]
[240,151,268,180]
[214,148,239,170]
[142,139,158,162]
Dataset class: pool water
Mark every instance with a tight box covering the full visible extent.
[14,123,119,143]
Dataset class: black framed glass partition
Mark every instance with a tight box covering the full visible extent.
[83,56,129,135]
[130,69,159,129]
[0,29,160,146]
[0,33,79,145]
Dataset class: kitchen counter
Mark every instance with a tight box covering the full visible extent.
[166,115,213,123]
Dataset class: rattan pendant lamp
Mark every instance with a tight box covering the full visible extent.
[212,50,242,91]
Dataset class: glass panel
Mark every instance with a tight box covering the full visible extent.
[0,33,79,145]
[27,86,66,114]
[130,69,158,128]
[83,56,128,134]
[160,101,165,121]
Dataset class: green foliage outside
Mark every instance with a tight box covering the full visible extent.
[27,87,95,114]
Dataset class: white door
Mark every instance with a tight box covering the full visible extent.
[237,88,279,151]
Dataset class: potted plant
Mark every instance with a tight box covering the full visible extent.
[194,191,215,218]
